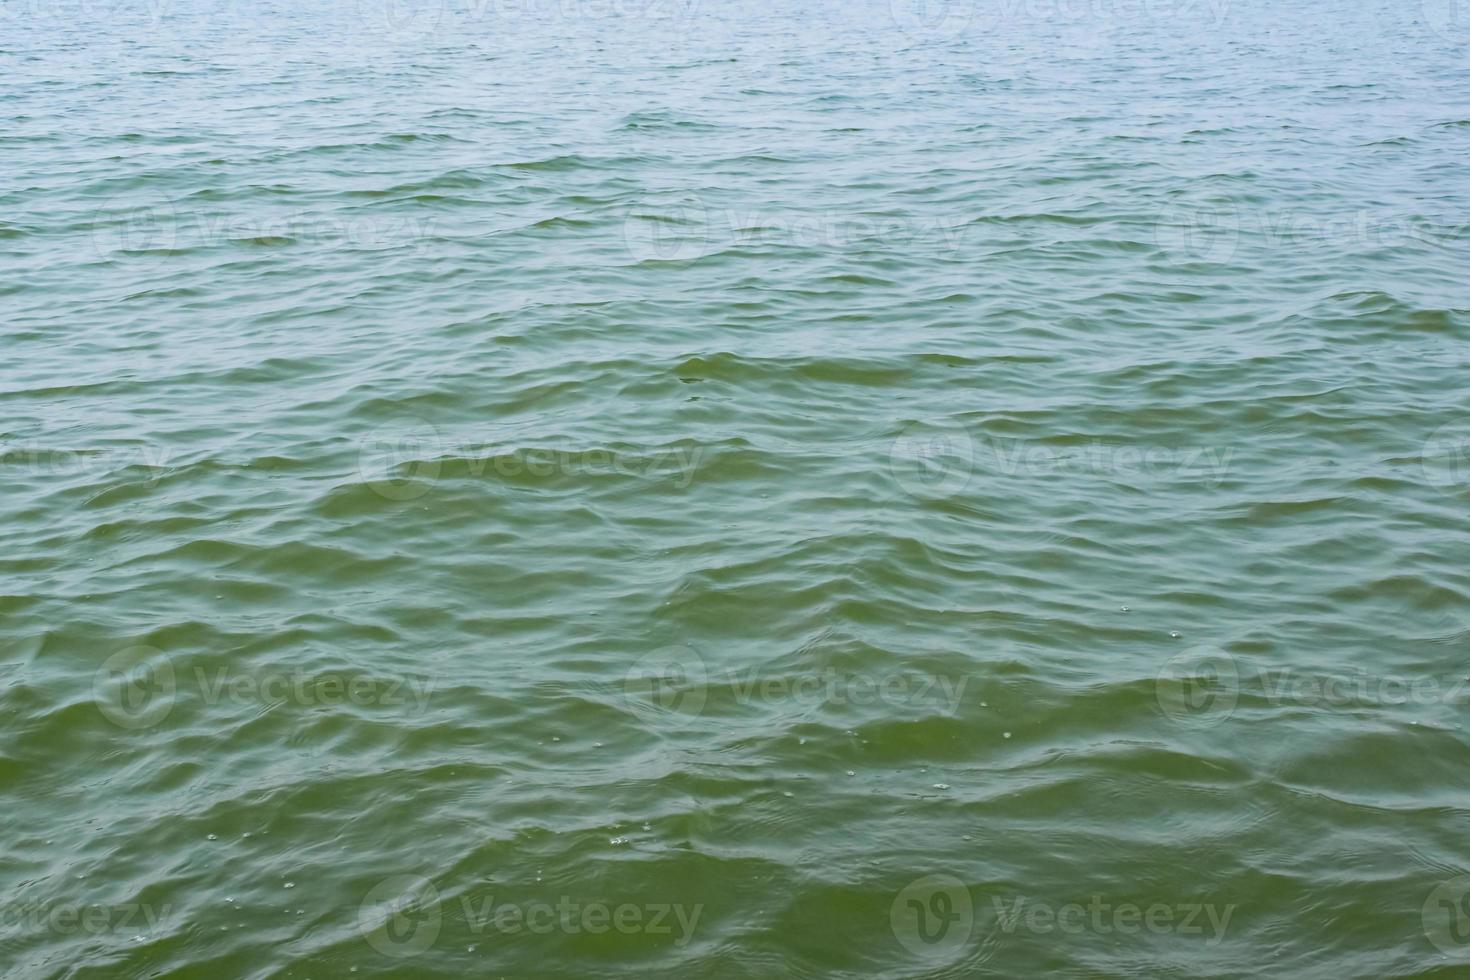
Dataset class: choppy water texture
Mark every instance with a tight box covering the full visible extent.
[6,0,1470,975]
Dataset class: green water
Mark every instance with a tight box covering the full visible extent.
[6,0,1470,975]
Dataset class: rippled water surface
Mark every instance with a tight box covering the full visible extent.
[6,0,1470,975]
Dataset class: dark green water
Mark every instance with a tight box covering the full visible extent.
[6,0,1470,975]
